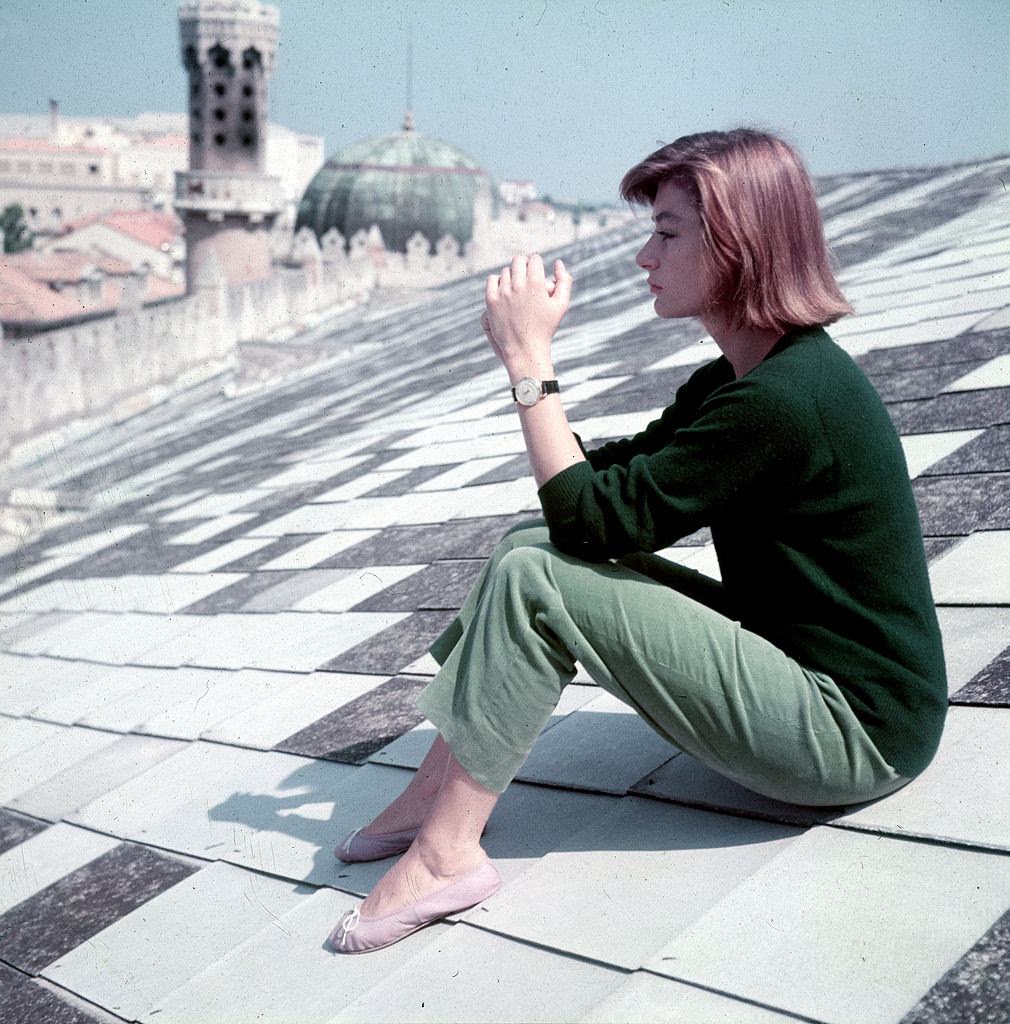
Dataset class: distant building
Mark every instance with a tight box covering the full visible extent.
[0,106,323,238]
[0,245,182,339]
[498,179,538,206]
[296,112,492,258]
[45,209,184,283]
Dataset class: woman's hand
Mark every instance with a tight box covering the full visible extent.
[484,254,573,377]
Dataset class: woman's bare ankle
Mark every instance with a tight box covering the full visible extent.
[363,786,440,834]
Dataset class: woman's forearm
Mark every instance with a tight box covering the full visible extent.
[511,372,586,487]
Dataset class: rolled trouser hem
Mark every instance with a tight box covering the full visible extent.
[416,681,524,796]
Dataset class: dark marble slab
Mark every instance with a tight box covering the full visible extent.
[912,474,1010,535]
[319,610,457,675]
[857,328,1010,375]
[868,363,989,403]
[351,560,483,612]
[0,960,107,1024]
[318,513,536,566]
[466,454,530,487]
[0,842,199,974]
[175,569,299,614]
[926,427,1010,476]
[274,674,430,764]
[898,904,1010,1024]
[217,533,324,571]
[923,536,960,562]
[361,464,459,497]
[0,809,49,855]
[888,389,1010,434]
[951,647,1010,706]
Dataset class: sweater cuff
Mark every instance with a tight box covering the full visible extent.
[537,460,595,525]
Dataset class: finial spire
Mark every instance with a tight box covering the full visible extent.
[403,32,414,131]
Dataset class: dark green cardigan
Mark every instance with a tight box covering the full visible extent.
[538,326,947,778]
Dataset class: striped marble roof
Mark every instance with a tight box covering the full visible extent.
[1,153,1008,1023]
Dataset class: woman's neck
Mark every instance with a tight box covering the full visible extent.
[704,317,784,378]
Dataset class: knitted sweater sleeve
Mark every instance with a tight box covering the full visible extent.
[539,375,812,561]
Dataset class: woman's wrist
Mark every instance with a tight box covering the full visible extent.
[505,360,556,383]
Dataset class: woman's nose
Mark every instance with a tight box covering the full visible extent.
[636,243,656,270]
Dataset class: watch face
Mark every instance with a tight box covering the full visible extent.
[515,378,541,406]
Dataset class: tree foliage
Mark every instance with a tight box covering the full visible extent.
[1,204,33,253]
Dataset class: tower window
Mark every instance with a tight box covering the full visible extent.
[184,45,199,72]
[213,108,226,121]
[241,109,253,122]
[214,82,227,96]
[191,82,200,97]
[242,46,262,71]
[192,107,201,119]
[242,84,253,97]
[192,132,202,144]
[214,133,226,145]
[241,133,255,147]
[209,44,232,72]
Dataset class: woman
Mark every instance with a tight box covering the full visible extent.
[328,128,947,954]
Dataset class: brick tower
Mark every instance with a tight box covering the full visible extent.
[175,0,282,290]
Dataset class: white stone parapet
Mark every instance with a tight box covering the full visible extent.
[175,169,283,220]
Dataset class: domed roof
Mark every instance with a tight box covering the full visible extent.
[295,122,490,254]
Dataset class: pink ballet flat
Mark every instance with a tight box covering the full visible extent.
[334,825,420,863]
[328,856,502,954]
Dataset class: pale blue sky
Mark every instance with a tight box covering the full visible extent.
[3,0,1008,203]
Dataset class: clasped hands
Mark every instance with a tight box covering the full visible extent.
[482,253,573,378]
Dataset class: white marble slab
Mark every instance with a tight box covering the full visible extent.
[475,796,804,970]
[937,606,1010,693]
[414,455,520,492]
[943,353,1010,392]
[580,971,803,1024]
[166,515,258,545]
[643,824,1010,1024]
[9,732,186,821]
[202,672,387,748]
[43,861,308,1021]
[18,611,195,665]
[516,690,682,794]
[0,553,81,599]
[311,469,417,503]
[170,537,278,573]
[143,886,448,1024]
[0,822,120,915]
[644,337,718,371]
[43,523,150,562]
[0,573,247,614]
[256,456,372,490]
[900,430,983,478]
[0,654,118,716]
[257,530,379,570]
[929,531,1010,604]
[0,721,122,803]
[833,706,1010,851]
[290,564,425,612]
[327,922,627,1024]
[159,490,269,522]
[570,409,666,443]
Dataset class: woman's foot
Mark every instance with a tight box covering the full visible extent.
[359,784,439,837]
[357,836,488,920]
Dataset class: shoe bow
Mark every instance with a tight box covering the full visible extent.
[340,826,363,855]
[337,906,361,948]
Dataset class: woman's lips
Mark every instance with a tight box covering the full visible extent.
[649,284,662,293]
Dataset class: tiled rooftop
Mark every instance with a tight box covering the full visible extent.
[1,154,1009,1024]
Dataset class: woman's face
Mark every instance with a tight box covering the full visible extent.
[635,180,708,321]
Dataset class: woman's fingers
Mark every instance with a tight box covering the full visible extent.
[511,253,526,285]
[552,258,574,308]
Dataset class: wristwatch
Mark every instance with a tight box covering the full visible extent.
[511,376,560,407]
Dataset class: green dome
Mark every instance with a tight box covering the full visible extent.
[295,127,489,254]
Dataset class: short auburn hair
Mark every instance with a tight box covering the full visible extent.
[620,128,852,332]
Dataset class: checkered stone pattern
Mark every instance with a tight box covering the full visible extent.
[1,157,1009,1024]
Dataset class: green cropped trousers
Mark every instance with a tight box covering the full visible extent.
[416,519,912,806]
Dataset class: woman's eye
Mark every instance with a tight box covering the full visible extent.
[654,231,676,240]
